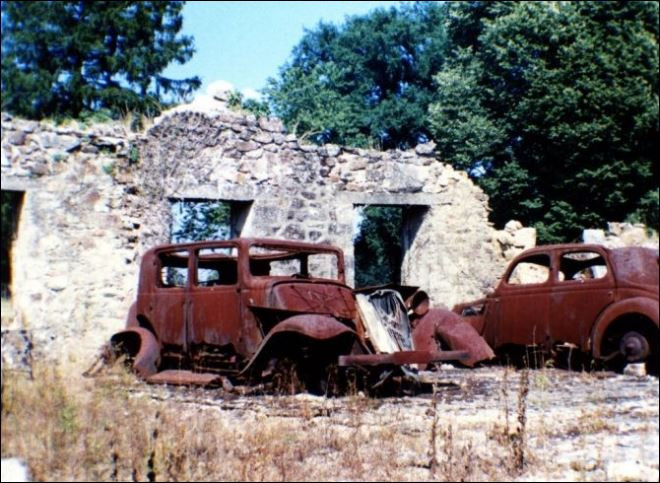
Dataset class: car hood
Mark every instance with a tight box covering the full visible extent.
[267,279,357,320]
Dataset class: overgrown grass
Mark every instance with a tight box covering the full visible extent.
[0,363,523,481]
[2,361,657,481]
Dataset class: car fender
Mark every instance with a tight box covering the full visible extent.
[412,308,494,368]
[126,302,138,328]
[110,327,161,378]
[591,297,659,358]
[240,314,356,374]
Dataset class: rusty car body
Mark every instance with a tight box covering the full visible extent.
[453,244,659,373]
[110,238,492,391]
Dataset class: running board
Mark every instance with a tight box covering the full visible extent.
[338,350,469,366]
[146,370,232,389]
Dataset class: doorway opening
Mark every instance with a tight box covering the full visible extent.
[353,204,428,288]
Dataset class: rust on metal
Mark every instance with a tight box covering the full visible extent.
[338,350,469,366]
[146,370,229,387]
[453,244,659,373]
[109,238,492,390]
[412,308,495,368]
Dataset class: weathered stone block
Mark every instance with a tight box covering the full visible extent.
[414,141,436,155]
[322,144,341,157]
[258,117,284,133]
[244,148,264,159]
[299,143,318,153]
[348,158,368,171]
[254,132,273,144]
[8,131,27,146]
[513,227,536,249]
[236,140,260,152]
[504,220,523,234]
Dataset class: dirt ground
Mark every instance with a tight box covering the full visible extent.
[134,365,659,482]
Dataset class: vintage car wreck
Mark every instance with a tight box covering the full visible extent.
[109,238,493,392]
[453,244,659,374]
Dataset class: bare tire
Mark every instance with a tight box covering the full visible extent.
[604,328,658,376]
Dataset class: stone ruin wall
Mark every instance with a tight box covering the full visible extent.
[1,113,141,366]
[1,108,510,366]
[135,108,504,305]
[12,105,653,367]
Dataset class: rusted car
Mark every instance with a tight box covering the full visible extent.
[109,238,492,392]
[453,244,659,373]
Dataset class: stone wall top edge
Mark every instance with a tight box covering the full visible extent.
[145,109,447,162]
[0,176,41,191]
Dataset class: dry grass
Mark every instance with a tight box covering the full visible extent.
[0,363,501,481]
[2,360,658,482]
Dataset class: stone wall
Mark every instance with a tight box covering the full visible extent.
[583,222,659,249]
[136,107,504,304]
[1,106,506,366]
[1,113,140,364]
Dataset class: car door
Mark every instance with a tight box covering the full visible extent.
[549,247,615,349]
[491,252,552,349]
[187,246,242,351]
[144,248,191,350]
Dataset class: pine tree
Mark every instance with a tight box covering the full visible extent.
[1,1,201,120]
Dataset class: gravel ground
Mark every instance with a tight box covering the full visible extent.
[138,366,659,481]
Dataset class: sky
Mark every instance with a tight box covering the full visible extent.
[163,1,404,101]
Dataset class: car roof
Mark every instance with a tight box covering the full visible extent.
[143,238,342,256]
[513,243,611,256]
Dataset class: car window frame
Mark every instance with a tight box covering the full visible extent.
[554,247,612,285]
[502,252,553,288]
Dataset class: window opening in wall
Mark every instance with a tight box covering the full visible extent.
[353,204,428,288]
[169,199,252,243]
[1,190,24,302]
[158,250,189,288]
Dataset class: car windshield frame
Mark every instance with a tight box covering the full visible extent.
[247,242,345,283]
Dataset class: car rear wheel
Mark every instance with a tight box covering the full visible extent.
[619,331,650,363]
[602,326,658,376]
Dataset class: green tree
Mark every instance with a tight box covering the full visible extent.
[429,1,659,241]
[1,1,200,120]
[171,201,231,243]
[354,206,403,287]
[227,90,271,118]
[265,2,448,149]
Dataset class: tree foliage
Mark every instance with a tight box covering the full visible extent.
[354,206,403,287]
[227,90,271,119]
[171,201,231,243]
[268,1,658,242]
[429,1,659,241]
[265,2,447,149]
[1,1,201,120]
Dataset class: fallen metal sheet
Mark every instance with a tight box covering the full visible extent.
[338,350,469,366]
